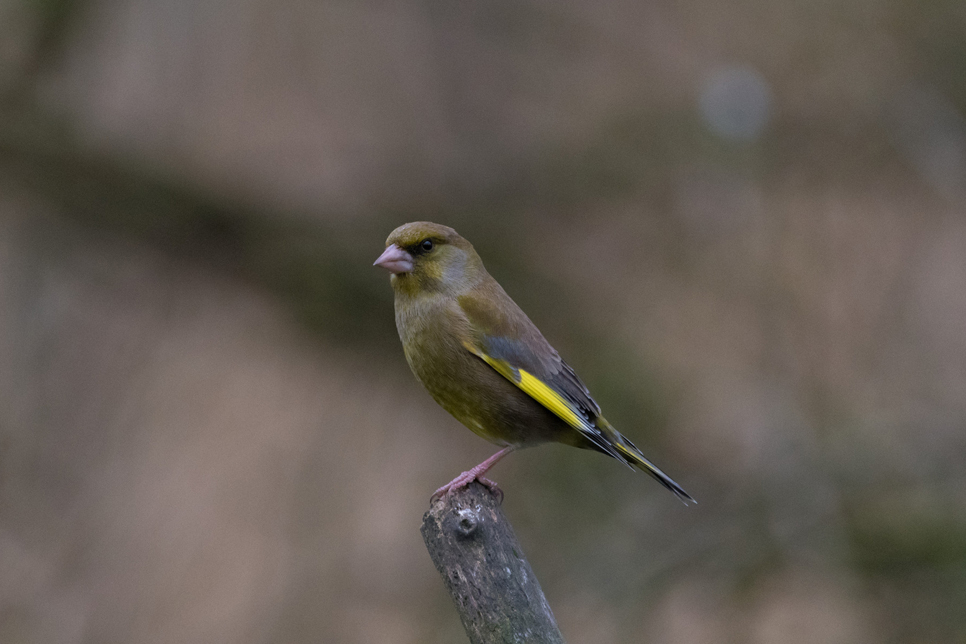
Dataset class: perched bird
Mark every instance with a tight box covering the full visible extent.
[374,222,694,504]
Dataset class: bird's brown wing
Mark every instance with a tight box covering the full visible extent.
[458,287,696,504]
[457,290,629,464]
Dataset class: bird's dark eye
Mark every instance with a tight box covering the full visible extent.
[420,239,434,252]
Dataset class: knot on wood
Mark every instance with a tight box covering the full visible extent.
[454,508,480,538]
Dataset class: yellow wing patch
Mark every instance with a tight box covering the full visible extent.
[463,341,589,433]
[516,369,585,429]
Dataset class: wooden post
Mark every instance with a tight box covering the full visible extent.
[421,482,566,644]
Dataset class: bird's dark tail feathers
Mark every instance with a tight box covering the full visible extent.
[598,419,696,506]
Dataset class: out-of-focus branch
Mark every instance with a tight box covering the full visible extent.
[421,483,566,644]
[0,102,399,349]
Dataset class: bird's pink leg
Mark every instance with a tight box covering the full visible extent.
[432,446,516,503]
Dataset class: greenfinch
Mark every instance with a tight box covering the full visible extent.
[374,222,694,504]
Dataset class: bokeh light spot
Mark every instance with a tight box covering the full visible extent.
[699,66,772,141]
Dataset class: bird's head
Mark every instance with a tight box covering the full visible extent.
[374,222,482,296]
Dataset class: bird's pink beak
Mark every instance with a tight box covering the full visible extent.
[373,244,414,274]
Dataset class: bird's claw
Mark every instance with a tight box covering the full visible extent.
[476,476,504,503]
[431,472,504,504]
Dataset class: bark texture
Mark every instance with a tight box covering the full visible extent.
[421,482,565,644]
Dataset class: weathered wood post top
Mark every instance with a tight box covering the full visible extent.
[421,482,566,644]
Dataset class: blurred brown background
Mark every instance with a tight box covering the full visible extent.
[1,0,965,642]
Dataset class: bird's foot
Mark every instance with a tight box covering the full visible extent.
[431,472,503,504]
[431,446,515,504]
